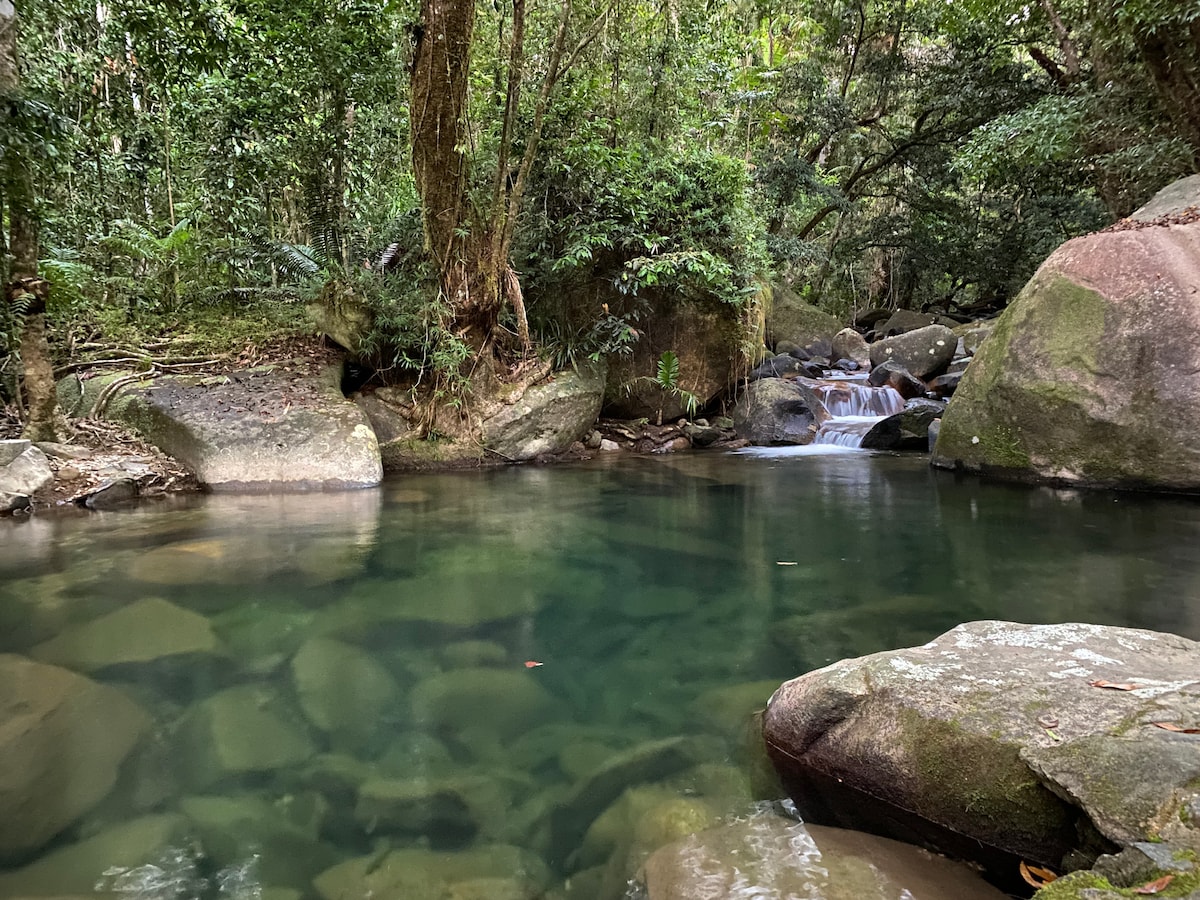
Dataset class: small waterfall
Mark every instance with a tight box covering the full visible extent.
[809,379,905,448]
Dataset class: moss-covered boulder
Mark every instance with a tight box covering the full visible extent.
[763,622,1200,877]
[0,655,151,860]
[765,285,843,351]
[934,179,1200,490]
[868,324,956,378]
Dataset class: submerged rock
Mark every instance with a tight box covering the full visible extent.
[174,684,315,789]
[0,814,192,897]
[291,637,402,752]
[634,806,1010,900]
[545,736,704,866]
[410,667,565,743]
[763,621,1200,877]
[313,844,550,900]
[354,774,511,840]
[29,597,220,673]
[0,655,151,860]
[179,793,341,890]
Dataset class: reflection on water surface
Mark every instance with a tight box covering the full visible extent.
[1,452,1198,899]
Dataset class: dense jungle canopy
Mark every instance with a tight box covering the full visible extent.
[2,0,1198,435]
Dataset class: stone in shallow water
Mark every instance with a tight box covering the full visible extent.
[175,684,315,789]
[179,793,341,890]
[410,667,565,742]
[635,808,1010,900]
[689,679,781,740]
[544,736,705,866]
[30,597,220,673]
[0,655,151,860]
[354,774,511,840]
[0,814,192,897]
[313,844,551,900]
[290,637,402,751]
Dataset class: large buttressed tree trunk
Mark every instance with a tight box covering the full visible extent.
[1,0,57,440]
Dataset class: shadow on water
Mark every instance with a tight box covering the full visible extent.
[1,452,1198,898]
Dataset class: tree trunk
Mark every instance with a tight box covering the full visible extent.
[411,0,499,348]
[2,0,58,441]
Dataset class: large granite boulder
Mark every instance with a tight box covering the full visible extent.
[868,324,957,378]
[633,807,1009,900]
[763,622,1200,878]
[765,285,844,351]
[59,367,382,490]
[732,378,827,445]
[933,178,1200,491]
[0,654,151,860]
[357,360,605,468]
[605,298,748,420]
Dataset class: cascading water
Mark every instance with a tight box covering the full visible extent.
[808,377,905,448]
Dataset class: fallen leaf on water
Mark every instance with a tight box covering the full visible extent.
[776,561,798,566]
[1151,722,1200,734]
[1132,874,1175,894]
[1019,861,1057,888]
[524,660,544,668]
[1088,680,1142,691]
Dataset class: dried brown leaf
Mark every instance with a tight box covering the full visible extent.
[1019,861,1057,888]
[1151,722,1200,734]
[1088,680,1142,691]
[1132,874,1174,894]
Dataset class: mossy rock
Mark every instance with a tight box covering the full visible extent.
[934,207,1200,492]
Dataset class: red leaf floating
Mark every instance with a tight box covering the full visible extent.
[1088,680,1142,691]
[524,660,544,668]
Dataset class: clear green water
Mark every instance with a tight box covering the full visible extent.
[1,452,1198,899]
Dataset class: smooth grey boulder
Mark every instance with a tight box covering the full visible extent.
[933,192,1200,491]
[879,309,937,335]
[30,596,220,672]
[480,359,605,460]
[0,444,53,504]
[831,328,871,367]
[0,439,31,466]
[0,654,151,859]
[763,621,1200,874]
[732,378,827,445]
[635,807,1009,900]
[868,324,956,378]
[60,368,382,490]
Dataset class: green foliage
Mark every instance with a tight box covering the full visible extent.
[527,143,768,308]
[627,350,701,424]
